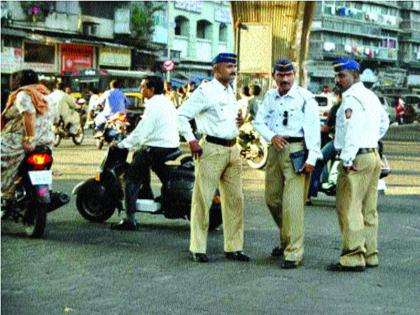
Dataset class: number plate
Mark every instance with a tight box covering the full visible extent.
[28,170,52,185]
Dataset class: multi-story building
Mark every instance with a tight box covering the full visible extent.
[307,1,420,94]
[151,0,234,85]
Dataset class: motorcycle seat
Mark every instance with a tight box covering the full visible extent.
[162,150,183,163]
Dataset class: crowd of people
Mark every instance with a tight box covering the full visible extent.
[1,53,389,272]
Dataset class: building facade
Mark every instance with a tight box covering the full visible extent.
[151,0,234,85]
[307,0,420,94]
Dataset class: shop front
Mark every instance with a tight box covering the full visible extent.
[60,44,95,74]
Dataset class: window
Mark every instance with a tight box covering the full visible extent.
[219,23,227,42]
[24,42,55,64]
[174,16,189,36]
[196,19,212,40]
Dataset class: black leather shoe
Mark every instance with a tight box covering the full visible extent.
[190,252,209,263]
[110,219,138,231]
[225,251,250,262]
[281,260,302,269]
[271,246,284,257]
[327,263,365,272]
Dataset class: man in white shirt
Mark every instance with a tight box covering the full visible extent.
[177,53,250,263]
[49,82,81,135]
[254,59,321,269]
[111,76,180,231]
[328,59,389,272]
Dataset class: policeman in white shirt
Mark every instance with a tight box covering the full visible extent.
[254,58,321,269]
[177,53,250,263]
[328,59,389,272]
[111,75,180,231]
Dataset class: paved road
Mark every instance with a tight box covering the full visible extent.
[2,125,420,314]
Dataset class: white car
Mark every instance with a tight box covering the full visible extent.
[315,94,335,125]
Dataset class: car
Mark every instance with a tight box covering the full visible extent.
[377,95,396,124]
[314,94,335,125]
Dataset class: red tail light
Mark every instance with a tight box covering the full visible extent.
[323,111,329,117]
[27,153,52,170]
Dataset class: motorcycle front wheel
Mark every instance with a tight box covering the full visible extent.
[72,128,84,145]
[76,179,116,222]
[246,138,268,169]
[54,133,61,147]
[23,204,47,238]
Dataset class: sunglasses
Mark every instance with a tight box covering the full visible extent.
[283,111,288,126]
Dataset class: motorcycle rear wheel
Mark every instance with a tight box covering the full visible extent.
[76,179,115,222]
[23,204,47,238]
[72,128,84,145]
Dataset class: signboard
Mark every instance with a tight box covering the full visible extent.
[60,44,94,73]
[1,47,23,73]
[99,47,131,68]
[162,60,175,72]
[174,0,202,13]
[239,24,272,74]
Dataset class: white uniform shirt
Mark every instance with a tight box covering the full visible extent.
[254,84,322,166]
[118,94,180,149]
[177,79,240,142]
[334,81,389,166]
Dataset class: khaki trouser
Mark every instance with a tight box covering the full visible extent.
[189,139,244,253]
[336,151,381,267]
[265,143,309,263]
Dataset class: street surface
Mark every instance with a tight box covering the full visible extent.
[2,124,420,314]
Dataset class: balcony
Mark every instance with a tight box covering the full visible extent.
[400,20,420,31]
[195,38,212,62]
[173,36,189,59]
[319,18,383,38]
[309,41,398,62]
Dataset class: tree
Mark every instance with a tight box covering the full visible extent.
[131,2,163,41]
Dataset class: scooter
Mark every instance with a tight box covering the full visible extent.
[238,122,268,169]
[72,142,223,230]
[1,146,70,238]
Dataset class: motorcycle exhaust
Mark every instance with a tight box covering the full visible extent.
[47,191,70,213]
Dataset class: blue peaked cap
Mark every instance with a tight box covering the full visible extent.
[332,58,360,72]
[273,58,295,72]
[212,53,237,65]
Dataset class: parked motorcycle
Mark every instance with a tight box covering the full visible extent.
[72,143,223,230]
[1,146,70,238]
[95,113,129,150]
[53,107,85,147]
[238,122,268,169]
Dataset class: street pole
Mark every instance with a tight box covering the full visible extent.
[166,2,171,82]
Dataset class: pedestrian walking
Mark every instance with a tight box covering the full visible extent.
[254,58,321,269]
[177,53,250,263]
[327,58,389,272]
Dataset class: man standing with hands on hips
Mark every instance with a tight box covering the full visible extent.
[328,59,389,272]
[254,59,321,269]
[177,53,250,263]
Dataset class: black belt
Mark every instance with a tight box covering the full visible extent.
[206,135,236,147]
[357,148,376,155]
[286,137,304,143]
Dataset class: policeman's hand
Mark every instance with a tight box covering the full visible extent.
[236,111,244,128]
[271,135,289,150]
[189,140,203,159]
[344,164,357,173]
[110,142,119,150]
[299,163,315,174]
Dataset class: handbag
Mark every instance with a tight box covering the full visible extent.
[289,150,307,173]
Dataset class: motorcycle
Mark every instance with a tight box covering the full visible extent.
[94,113,129,150]
[238,122,268,169]
[317,142,391,197]
[1,146,70,238]
[53,106,85,147]
[72,141,223,230]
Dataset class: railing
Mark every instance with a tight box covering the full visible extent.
[309,41,398,61]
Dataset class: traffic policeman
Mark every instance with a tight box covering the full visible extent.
[177,53,250,263]
[254,59,321,269]
[328,59,389,272]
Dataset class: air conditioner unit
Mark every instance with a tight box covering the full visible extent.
[83,23,97,36]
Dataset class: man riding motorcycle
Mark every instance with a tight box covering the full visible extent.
[110,75,180,231]
[49,82,81,135]
[94,80,130,138]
